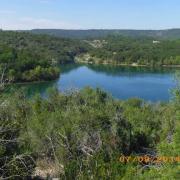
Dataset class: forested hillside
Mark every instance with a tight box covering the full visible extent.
[0,31,88,83]
[29,28,180,40]
[76,36,180,66]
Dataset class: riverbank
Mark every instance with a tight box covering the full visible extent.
[75,57,146,67]
[75,59,180,68]
[12,79,57,85]
[7,61,180,87]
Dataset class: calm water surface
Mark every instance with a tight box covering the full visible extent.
[15,64,179,102]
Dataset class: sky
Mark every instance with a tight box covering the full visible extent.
[0,0,180,30]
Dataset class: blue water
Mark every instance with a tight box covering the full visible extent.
[16,64,178,102]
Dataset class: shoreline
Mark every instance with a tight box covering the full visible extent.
[76,60,180,68]
[9,79,57,86]
[7,62,180,86]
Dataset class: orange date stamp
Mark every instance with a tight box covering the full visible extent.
[119,155,180,163]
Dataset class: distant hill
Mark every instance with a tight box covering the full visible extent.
[29,29,180,39]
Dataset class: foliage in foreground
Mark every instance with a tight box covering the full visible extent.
[0,86,180,179]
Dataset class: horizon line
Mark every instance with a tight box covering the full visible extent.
[1,28,180,31]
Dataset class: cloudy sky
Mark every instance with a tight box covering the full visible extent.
[1,0,180,30]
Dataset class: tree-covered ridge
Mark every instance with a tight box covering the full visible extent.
[77,36,180,66]
[0,85,180,179]
[0,31,88,83]
[29,28,180,40]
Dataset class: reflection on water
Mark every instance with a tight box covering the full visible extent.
[12,63,179,102]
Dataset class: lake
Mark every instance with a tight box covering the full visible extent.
[15,64,179,102]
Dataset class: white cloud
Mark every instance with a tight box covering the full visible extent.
[0,17,82,30]
[21,17,80,29]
